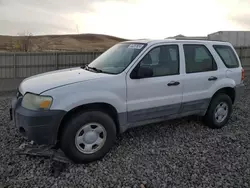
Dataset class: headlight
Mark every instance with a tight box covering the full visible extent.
[21,93,53,110]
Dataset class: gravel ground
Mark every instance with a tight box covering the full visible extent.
[0,79,250,188]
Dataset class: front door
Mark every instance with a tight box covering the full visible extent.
[126,44,183,122]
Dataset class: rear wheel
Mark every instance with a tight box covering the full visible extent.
[60,111,116,163]
[204,93,232,129]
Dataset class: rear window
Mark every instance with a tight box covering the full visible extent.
[213,45,239,68]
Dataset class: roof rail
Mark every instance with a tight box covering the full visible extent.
[165,38,227,42]
[170,38,208,40]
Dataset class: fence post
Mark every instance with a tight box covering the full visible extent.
[13,53,16,79]
[55,52,58,70]
[239,47,243,61]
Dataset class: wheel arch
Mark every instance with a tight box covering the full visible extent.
[202,87,235,116]
[211,87,236,104]
[57,102,120,143]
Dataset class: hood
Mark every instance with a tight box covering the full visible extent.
[19,67,110,94]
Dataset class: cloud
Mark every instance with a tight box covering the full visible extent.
[216,0,250,29]
[0,0,249,38]
[1,0,136,14]
[0,0,79,35]
[0,20,75,35]
[230,15,250,30]
[0,0,137,35]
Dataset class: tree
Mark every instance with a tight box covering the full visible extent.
[17,31,33,52]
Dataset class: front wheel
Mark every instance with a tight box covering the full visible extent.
[60,111,117,163]
[204,93,232,129]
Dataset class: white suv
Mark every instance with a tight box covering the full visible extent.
[10,39,245,163]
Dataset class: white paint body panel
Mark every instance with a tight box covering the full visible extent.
[42,74,127,113]
[180,42,238,103]
[126,43,184,112]
[18,39,243,118]
[19,67,112,95]
[126,75,183,111]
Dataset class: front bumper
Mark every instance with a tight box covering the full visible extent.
[11,96,66,145]
[234,83,245,103]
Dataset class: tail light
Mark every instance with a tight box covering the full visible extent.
[241,68,245,81]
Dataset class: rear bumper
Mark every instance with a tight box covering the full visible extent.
[234,83,245,103]
[11,97,66,145]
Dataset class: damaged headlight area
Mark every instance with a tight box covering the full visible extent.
[21,93,53,111]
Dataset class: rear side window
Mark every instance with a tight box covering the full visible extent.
[184,44,217,73]
[213,45,239,68]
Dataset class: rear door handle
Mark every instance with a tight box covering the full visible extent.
[167,81,180,86]
[208,76,217,81]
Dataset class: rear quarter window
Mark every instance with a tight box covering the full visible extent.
[213,45,239,68]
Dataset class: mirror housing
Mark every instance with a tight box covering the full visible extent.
[136,66,153,79]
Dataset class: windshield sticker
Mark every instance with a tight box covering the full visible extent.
[128,44,144,49]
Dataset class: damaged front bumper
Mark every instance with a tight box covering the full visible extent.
[10,94,66,146]
[17,144,71,163]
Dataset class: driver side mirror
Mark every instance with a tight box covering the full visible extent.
[131,66,153,79]
[138,66,153,78]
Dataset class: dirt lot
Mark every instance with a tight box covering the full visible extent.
[0,79,250,188]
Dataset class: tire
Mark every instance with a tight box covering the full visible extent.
[204,93,232,129]
[60,111,116,163]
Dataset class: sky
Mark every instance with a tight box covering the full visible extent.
[0,0,250,39]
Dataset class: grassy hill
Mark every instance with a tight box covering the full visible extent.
[0,34,128,52]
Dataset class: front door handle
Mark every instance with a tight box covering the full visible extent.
[208,76,218,81]
[167,81,180,86]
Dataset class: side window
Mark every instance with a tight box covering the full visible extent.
[169,48,177,61]
[213,45,239,68]
[184,44,217,73]
[139,45,179,77]
[148,47,160,65]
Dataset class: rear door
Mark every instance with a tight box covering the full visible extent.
[180,44,225,114]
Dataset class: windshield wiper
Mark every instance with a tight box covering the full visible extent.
[82,65,103,73]
[89,66,103,73]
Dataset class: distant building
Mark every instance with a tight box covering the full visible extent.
[166,31,250,47]
[208,31,250,47]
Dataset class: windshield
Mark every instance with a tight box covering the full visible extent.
[87,43,147,74]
